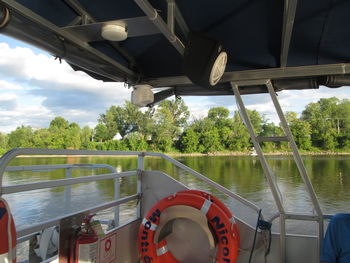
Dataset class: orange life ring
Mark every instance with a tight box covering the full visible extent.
[0,197,16,263]
[179,190,240,242]
[138,191,240,263]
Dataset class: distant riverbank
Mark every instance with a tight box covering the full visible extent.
[2,150,349,159]
[166,151,350,157]
[0,148,350,157]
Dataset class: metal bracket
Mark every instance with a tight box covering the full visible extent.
[134,0,185,55]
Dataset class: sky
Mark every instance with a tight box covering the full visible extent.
[0,34,350,133]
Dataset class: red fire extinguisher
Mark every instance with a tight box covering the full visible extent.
[71,214,99,263]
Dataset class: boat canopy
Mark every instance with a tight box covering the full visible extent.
[0,0,350,102]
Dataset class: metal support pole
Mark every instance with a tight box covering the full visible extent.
[266,81,323,216]
[279,213,286,263]
[167,0,175,34]
[137,153,145,219]
[64,167,72,213]
[280,0,298,67]
[231,82,286,262]
[266,80,323,262]
[231,83,285,214]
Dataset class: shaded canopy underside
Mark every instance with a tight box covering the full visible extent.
[1,0,350,97]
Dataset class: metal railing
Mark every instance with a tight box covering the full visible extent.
[0,148,329,262]
[0,148,263,243]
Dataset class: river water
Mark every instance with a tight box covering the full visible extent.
[2,155,350,234]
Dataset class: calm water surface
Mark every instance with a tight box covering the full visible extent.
[2,155,350,233]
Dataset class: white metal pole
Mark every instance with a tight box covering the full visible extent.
[64,167,72,213]
[137,153,145,219]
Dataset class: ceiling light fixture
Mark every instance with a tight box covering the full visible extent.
[101,24,128,41]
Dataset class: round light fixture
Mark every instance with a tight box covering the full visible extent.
[101,24,128,41]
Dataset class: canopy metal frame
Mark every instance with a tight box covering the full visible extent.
[231,79,324,263]
[280,0,298,67]
[145,63,350,88]
[63,0,137,68]
[133,0,186,55]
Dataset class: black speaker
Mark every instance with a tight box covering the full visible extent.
[183,32,227,88]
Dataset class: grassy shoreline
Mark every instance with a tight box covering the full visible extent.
[2,150,349,158]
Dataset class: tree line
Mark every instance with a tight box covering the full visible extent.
[0,97,349,155]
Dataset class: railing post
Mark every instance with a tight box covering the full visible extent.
[64,167,72,213]
[279,213,286,263]
[114,173,120,227]
[137,153,145,219]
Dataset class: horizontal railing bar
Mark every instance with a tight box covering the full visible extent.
[145,153,262,214]
[5,163,115,172]
[17,194,140,238]
[17,232,39,243]
[233,79,270,86]
[285,213,320,221]
[256,136,289,142]
[0,149,146,192]
[17,217,140,244]
[2,171,135,194]
[270,213,334,223]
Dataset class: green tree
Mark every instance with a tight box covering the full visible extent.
[33,128,51,148]
[302,98,339,150]
[286,112,312,150]
[179,128,200,153]
[99,101,155,140]
[260,122,285,151]
[8,125,34,148]
[0,132,8,149]
[65,123,81,149]
[47,117,70,149]
[124,132,148,151]
[201,127,222,153]
[336,99,350,149]
[207,107,236,150]
[94,124,109,142]
[229,112,251,151]
[49,117,69,130]
[81,126,93,149]
[152,98,189,152]
[227,110,264,152]
[207,107,231,128]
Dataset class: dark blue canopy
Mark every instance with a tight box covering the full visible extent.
[1,0,350,98]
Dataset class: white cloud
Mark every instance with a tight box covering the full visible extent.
[0,41,132,133]
[0,92,17,101]
[0,92,18,111]
[0,43,129,98]
[0,104,53,133]
[0,80,23,90]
